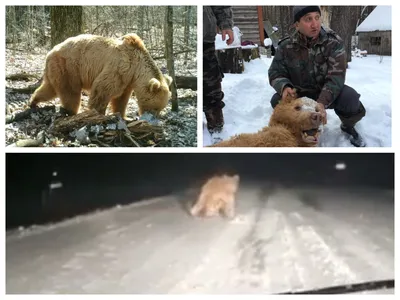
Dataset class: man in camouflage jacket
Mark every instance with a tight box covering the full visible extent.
[203,6,234,133]
[268,6,366,147]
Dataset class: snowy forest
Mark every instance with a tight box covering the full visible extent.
[5,6,197,147]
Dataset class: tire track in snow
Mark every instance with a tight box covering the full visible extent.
[268,189,358,288]
[294,209,394,283]
[169,186,274,294]
[293,222,358,285]
[276,212,315,292]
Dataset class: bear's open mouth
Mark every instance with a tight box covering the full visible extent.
[301,128,321,143]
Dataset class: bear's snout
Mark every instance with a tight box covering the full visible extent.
[310,112,322,126]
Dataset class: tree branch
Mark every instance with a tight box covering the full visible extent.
[6,73,41,81]
[153,49,196,60]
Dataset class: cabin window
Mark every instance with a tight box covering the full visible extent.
[370,36,381,46]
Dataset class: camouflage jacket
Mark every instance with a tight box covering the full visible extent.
[268,27,346,107]
[203,6,234,43]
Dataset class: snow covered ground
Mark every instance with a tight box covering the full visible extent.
[6,183,394,294]
[203,55,392,147]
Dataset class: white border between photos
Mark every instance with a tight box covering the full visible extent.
[1,1,398,300]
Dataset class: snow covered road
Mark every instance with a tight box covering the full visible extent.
[6,183,394,294]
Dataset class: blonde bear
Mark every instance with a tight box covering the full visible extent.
[190,174,240,219]
[30,33,172,119]
[209,93,324,147]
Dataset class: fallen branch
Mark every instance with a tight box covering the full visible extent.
[175,76,197,90]
[152,49,196,60]
[122,132,141,147]
[5,47,26,52]
[13,139,42,147]
[6,73,41,81]
[127,119,163,134]
[50,109,120,134]
[6,105,56,124]
[7,131,45,147]
[6,78,43,95]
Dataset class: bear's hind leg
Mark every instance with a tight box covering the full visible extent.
[29,76,57,108]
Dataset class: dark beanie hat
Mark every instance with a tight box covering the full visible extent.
[293,6,321,23]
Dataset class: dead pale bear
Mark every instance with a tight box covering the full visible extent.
[30,33,172,119]
[210,94,325,147]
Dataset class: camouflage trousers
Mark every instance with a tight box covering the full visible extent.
[270,84,366,127]
[203,42,225,111]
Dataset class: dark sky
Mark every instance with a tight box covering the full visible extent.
[6,152,394,188]
[6,152,394,229]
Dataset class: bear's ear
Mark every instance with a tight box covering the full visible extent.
[148,78,161,93]
[232,174,240,183]
[120,33,145,50]
[164,74,173,86]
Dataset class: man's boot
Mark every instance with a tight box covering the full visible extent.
[340,124,366,147]
[336,102,366,147]
[204,107,224,134]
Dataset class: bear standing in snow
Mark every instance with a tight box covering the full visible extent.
[190,174,240,219]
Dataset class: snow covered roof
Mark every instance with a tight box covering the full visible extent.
[356,6,392,32]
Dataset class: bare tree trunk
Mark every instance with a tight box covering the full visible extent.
[27,6,33,48]
[356,5,376,30]
[262,6,294,39]
[5,6,15,43]
[330,6,359,64]
[7,6,49,49]
[145,7,152,46]
[50,6,83,47]
[320,6,332,28]
[175,76,197,90]
[15,6,27,29]
[164,6,178,112]
[279,7,285,38]
[184,6,191,64]
[137,6,144,39]
[35,6,47,46]
[95,6,100,32]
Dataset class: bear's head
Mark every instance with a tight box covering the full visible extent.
[222,174,240,193]
[137,74,173,116]
[269,94,324,146]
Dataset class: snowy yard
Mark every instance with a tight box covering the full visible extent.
[203,55,391,147]
[6,183,394,294]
